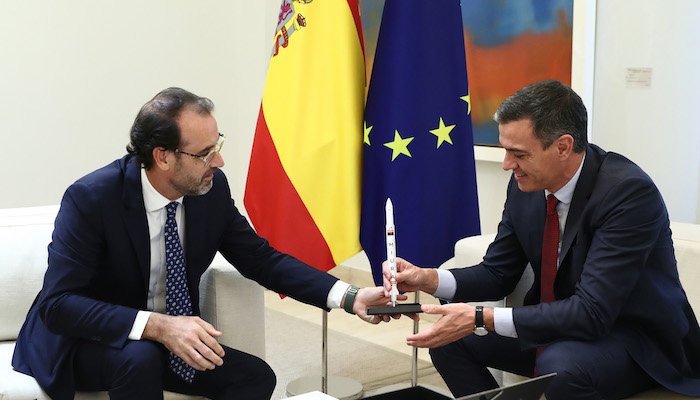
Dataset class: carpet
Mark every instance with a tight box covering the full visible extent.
[265,309,450,399]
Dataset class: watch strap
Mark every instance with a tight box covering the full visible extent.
[343,285,360,315]
[475,305,485,328]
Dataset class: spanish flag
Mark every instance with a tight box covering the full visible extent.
[244,0,364,271]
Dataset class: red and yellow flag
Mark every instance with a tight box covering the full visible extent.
[244,0,364,271]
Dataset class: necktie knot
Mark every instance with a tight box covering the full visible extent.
[166,201,178,219]
[546,194,559,215]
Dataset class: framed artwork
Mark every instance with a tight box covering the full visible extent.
[360,0,574,146]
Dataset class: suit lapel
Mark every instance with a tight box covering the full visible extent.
[121,157,151,287]
[560,145,604,261]
[183,195,208,280]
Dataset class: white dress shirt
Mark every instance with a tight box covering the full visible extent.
[433,154,585,337]
[128,168,349,340]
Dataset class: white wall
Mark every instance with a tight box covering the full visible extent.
[0,0,273,211]
[591,0,700,224]
[1,0,698,232]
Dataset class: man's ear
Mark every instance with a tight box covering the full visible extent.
[152,147,172,171]
[556,134,575,158]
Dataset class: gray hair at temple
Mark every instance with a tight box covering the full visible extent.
[493,80,588,153]
[126,87,215,169]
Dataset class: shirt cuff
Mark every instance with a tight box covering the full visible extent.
[327,281,351,309]
[128,311,152,340]
[493,307,518,338]
[433,269,457,300]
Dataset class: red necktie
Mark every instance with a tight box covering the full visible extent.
[540,194,560,303]
[536,194,560,374]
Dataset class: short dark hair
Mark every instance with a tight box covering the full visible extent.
[494,80,588,152]
[126,87,215,169]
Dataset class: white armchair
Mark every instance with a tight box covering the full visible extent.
[0,205,265,400]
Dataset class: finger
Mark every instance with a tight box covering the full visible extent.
[395,257,408,271]
[420,304,444,315]
[179,346,212,371]
[195,318,223,337]
[406,329,436,348]
[188,342,220,370]
[194,338,225,368]
[199,332,226,361]
[194,319,225,357]
[405,312,420,322]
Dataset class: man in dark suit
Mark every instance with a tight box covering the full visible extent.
[384,80,700,399]
[12,87,398,400]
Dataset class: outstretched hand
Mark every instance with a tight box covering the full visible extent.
[353,286,419,324]
[406,303,475,348]
[143,313,225,371]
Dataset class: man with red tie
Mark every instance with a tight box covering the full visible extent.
[385,80,700,399]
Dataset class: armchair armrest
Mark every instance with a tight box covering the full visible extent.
[440,234,505,308]
[199,253,265,360]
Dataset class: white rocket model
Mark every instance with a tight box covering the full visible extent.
[386,198,399,307]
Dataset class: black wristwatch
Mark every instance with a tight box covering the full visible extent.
[474,305,488,336]
[343,285,360,315]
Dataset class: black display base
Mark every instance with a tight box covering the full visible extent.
[363,385,452,399]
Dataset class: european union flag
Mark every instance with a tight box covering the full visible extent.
[360,0,481,285]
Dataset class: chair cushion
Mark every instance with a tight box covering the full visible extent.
[670,222,700,310]
[0,206,57,341]
[0,342,52,400]
[1,342,203,400]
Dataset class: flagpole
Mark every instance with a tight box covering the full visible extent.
[322,309,328,393]
[285,309,363,400]
[411,292,420,387]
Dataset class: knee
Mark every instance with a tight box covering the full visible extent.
[252,357,276,395]
[113,341,165,384]
[222,355,276,399]
[536,343,586,377]
[536,344,592,398]
[429,345,450,369]
[429,341,468,373]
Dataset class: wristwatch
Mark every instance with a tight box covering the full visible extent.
[343,285,360,315]
[474,305,488,336]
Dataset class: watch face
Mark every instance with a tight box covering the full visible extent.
[474,327,488,336]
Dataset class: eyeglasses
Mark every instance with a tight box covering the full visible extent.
[175,133,225,167]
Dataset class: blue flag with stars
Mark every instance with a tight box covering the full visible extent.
[360,0,481,286]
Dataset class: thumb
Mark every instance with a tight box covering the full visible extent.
[420,304,445,315]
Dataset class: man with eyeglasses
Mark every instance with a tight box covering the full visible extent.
[12,87,399,400]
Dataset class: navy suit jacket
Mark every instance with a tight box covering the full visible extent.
[12,155,338,399]
[449,144,700,395]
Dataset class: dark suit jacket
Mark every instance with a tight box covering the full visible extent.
[449,144,700,395]
[12,155,338,399]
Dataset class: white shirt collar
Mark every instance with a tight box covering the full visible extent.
[141,168,183,212]
[545,152,585,205]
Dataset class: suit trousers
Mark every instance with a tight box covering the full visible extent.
[429,332,657,400]
[73,339,275,400]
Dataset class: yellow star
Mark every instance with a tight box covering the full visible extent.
[383,130,414,161]
[429,117,456,148]
[364,121,372,145]
[460,93,471,115]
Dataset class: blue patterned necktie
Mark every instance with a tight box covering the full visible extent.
[164,201,195,383]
